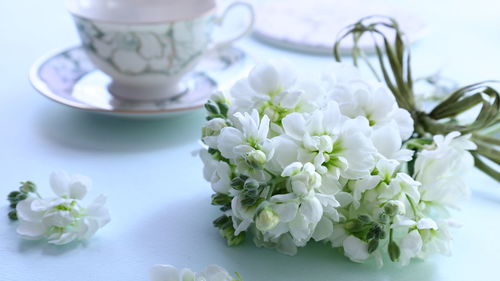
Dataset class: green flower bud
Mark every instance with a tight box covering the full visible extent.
[213,215,231,228]
[211,193,232,206]
[20,181,36,194]
[15,193,28,202]
[8,210,18,220]
[388,241,401,262]
[217,102,229,117]
[378,212,388,223]
[255,207,280,231]
[8,191,21,201]
[243,178,259,191]
[368,239,379,253]
[345,219,363,233]
[227,232,246,246]
[231,177,246,190]
[246,150,267,169]
[204,102,220,115]
[358,214,371,224]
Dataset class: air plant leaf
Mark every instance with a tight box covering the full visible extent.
[333,15,499,181]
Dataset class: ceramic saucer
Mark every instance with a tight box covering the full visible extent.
[30,46,253,118]
[253,0,427,55]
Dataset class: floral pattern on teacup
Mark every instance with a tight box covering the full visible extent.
[73,16,215,76]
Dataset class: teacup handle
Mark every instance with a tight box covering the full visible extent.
[207,1,255,52]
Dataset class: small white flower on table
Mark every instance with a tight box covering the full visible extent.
[11,170,110,245]
[150,264,242,281]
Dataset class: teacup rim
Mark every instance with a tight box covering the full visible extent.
[65,1,217,25]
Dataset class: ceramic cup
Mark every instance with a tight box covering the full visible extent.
[66,0,254,101]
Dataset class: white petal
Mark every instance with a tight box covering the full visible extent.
[150,265,181,281]
[289,214,310,243]
[16,198,43,222]
[400,230,422,264]
[282,113,307,140]
[68,174,91,199]
[17,221,47,239]
[417,218,438,230]
[343,235,369,262]
[312,216,333,241]
[392,108,414,140]
[50,170,70,197]
[48,232,77,245]
[257,114,270,141]
[217,127,244,159]
[281,162,303,177]
[300,196,323,224]
[276,234,298,256]
[249,63,281,94]
[273,202,299,223]
[201,265,232,281]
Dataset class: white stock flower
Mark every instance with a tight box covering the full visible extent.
[414,132,476,207]
[217,110,272,180]
[150,264,237,281]
[258,193,325,247]
[200,150,232,194]
[15,171,110,245]
[230,62,297,114]
[327,79,414,140]
[281,102,377,181]
[199,60,470,266]
[281,162,321,196]
[202,118,227,148]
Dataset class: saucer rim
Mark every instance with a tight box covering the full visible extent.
[29,46,212,115]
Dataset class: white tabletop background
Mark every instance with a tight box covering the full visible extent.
[1,0,499,281]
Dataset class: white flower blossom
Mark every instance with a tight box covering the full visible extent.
[15,171,110,245]
[150,264,238,281]
[200,149,232,194]
[414,132,476,207]
[199,61,472,266]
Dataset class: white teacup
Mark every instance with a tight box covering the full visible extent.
[66,0,254,101]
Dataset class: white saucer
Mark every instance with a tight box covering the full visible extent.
[30,46,253,118]
[253,0,427,55]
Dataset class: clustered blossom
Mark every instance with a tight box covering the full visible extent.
[200,62,477,266]
[150,264,242,281]
[10,170,110,245]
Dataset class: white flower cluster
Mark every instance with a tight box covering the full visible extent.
[150,264,241,281]
[15,171,110,245]
[200,62,477,266]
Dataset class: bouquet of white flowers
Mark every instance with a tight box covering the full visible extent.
[199,16,499,267]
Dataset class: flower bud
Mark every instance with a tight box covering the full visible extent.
[384,200,405,217]
[388,241,401,262]
[358,214,371,224]
[8,210,18,220]
[204,102,220,116]
[368,239,379,253]
[20,181,36,194]
[345,219,363,232]
[202,118,227,137]
[227,232,246,246]
[7,191,20,203]
[246,150,267,169]
[243,178,259,191]
[15,193,28,202]
[255,207,280,231]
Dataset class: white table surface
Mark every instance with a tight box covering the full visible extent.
[1,1,499,281]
